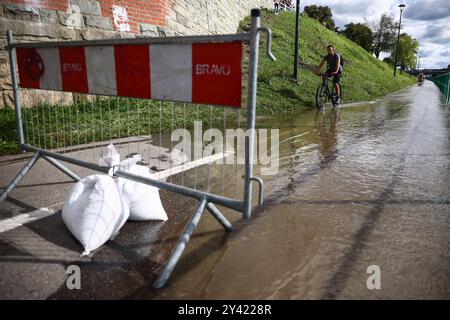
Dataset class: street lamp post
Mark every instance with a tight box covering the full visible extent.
[293,0,301,81]
[416,49,421,74]
[393,4,406,77]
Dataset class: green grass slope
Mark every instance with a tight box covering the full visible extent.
[245,10,416,113]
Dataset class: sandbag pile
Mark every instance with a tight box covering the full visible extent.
[62,144,168,256]
[116,158,168,221]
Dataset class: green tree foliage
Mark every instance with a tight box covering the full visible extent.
[343,23,373,52]
[304,5,335,30]
[372,14,397,58]
[391,33,419,71]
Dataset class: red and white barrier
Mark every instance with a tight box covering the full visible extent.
[16,42,243,107]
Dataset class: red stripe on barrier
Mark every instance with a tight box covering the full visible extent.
[114,45,151,99]
[59,47,88,93]
[16,48,41,89]
[192,42,242,107]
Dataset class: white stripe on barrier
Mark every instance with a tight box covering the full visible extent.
[85,46,117,96]
[37,48,62,91]
[150,44,192,102]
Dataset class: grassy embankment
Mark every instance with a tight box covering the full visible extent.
[245,10,416,113]
[0,10,415,155]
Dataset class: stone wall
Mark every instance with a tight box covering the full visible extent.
[0,0,272,108]
[166,0,272,36]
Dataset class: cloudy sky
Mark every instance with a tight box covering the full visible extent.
[297,0,450,68]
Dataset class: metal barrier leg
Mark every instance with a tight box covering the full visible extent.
[0,151,40,202]
[243,9,261,220]
[153,198,207,288]
[41,155,82,182]
[7,31,25,153]
[250,176,264,206]
[206,202,233,232]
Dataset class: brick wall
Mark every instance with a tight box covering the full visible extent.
[99,0,173,33]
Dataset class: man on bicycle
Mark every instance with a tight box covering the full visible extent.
[316,45,342,103]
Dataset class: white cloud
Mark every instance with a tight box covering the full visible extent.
[403,0,450,21]
[417,42,449,69]
[298,0,450,68]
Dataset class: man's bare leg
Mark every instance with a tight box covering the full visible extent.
[334,83,340,97]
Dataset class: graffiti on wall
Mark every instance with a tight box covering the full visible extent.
[112,5,131,32]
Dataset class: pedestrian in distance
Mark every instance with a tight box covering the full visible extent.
[273,0,280,15]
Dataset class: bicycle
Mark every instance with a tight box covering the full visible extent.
[315,73,342,110]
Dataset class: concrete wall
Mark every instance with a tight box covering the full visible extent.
[0,0,272,108]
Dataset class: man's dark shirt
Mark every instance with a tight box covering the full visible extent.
[323,53,341,72]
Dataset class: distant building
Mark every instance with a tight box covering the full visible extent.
[413,66,450,77]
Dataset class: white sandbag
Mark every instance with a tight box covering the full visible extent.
[170,148,189,165]
[116,162,168,221]
[117,154,142,170]
[62,174,129,256]
[98,143,120,167]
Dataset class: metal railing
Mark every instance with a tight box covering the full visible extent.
[429,72,450,103]
[1,8,275,288]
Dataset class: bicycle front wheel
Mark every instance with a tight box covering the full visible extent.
[315,84,327,110]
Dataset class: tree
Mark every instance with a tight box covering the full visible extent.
[343,23,373,52]
[371,14,397,58]
[304,5,335,30]
[280,0,294,10]
[391,33,419,72]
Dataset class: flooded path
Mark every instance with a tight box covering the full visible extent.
[153,81,450,299]
[1,81,449,299]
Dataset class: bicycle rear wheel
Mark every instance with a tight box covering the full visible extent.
[315,84,328,110]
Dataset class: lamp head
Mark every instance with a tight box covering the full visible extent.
[399,4,406,11]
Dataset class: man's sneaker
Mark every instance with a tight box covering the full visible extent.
[334,96,341,104]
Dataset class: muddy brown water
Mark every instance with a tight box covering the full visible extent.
[150,81,450,299]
